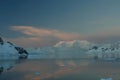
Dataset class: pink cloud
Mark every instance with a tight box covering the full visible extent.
[11,26,81,41]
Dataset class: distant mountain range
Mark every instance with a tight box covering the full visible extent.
[27,40,120,59]
[27,40,91,59]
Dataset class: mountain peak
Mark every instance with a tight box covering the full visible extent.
[54,40,91,49]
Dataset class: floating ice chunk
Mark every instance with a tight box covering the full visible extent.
[34,72,41,76]
[100,78,112,80]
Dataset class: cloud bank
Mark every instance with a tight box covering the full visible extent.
[12,26,81,40]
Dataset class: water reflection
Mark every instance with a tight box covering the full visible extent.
[0,59,120,80]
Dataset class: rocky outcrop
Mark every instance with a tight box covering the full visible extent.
[15,47,28,59]
[0,37,3,45]
[0,67,3,74]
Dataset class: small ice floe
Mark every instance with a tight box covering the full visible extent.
[100,78,112,80]
[34,72,41,76]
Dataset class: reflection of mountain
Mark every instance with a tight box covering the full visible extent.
[0,37,28,74]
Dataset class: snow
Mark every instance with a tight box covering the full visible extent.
[87,42,120,59]
[27,40,92,59]
[27,40,120,60]
[0,37,28,74]
[100,78,112,80]
[0,42,18,54]
[0,42,19,59]
[54,40,91,49]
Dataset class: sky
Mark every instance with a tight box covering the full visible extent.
[1,0,120,47]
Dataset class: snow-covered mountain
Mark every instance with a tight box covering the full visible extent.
[53,40,92,58]
[27,40,93,59]
[54,40,91,49]
[27,40,120,60]
[87,42,120,59]
[0,37,28,74]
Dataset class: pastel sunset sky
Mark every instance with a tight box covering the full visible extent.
[1,0,120,47]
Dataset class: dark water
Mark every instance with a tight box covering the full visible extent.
[0,59,120,80]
